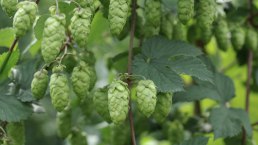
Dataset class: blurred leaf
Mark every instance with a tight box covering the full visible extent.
[0,28,15,47]
[179,136,209,145]
[209,107,252,139]
[133,36,212,93]
[34,15,49,40]
[58,1,76,28]
[28,39,42,57]
[18,89,35,102]
[0,49,20,81]
[227,8,248,25]
[255,68,258,86]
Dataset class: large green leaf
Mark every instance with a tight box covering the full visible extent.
[133,36,212,93]
[0,28,15,47]
[179,136,209,145]
[209,107,252,139]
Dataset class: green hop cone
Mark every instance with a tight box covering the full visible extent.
[108,0,130,36]
[70,8,93,48]
[160,13,174,39]
[13,1,37,37]
[71,61,92,100]
[31,69,49,100]
[88,66,96,90]
[201,25,213,44]
[214,18,230,51]
[173,21,187,41]
[68,128,88,145]
[152,93,172,123]
[6,122,25,145]
[108,79,129,124]
[231,26,245,50]
[74,0,99,12]
[93,87,112,123]
[144,0,161,37]
[56,107,72,138]
[136,80,157,117]
[41,14,66,63]
[187,24,213,44]
[50,66,69,112]
[177,0,194,24]
[168,120,184,144]
[245,27,258,51]
[1,0,17,17]
[196,0,216,29]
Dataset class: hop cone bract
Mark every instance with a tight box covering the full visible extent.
[31,69,49,100]
[0,0,17,17]
[177,0,194,24]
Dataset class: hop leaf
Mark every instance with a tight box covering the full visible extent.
[5,122,25,145]
[136,80,157,117]
[152,93,172,123]
[177,0,194,24]
[160,13,174,39]
[196,0,216,29]
[93,87,112,123]
[70,8,93,48]
[41,14,66,63]
[245,27,258,51]
[68,128,88,145]
[71,61,91,100]
[0,0,18,17]
[31,69,49,100]
[50,66,69,112]
[108,0,130,36]
[108,80,129,124]
[56,108,72,138]
[231,26,245,50]
[173,22,187,41]
[13,1,38,37]
[214,18,230,51]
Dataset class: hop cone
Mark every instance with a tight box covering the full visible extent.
[144,0,161,37]
[41,14,66,63]
[56,108,72,138]
[70,8,92,48]
[231,26,245,50]
[108,80,129,124]
[1,0,17,17]
[93,87,112,123]
[108,0,130,36]
[215,18,230,51]
[71,61,91,100]
[13,1,37,37]
[177,0,194,24]
[6,122,25,145]
[160,13,174,39]
[74,0,99,12]
[136,80,157,117]
[173,22,187,41]
[196,0,216,29]
[88,66,96,90]
[168,120,184,144]
[68,129,88,145]
[201,25,213,44]
[152,93,172,123]
[50,66,69,112]
[31,69,49,100]
[245,27,258,51]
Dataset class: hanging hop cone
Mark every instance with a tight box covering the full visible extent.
[108,0,130,36]
[108,79,129,124]
[93,87,112,123]
[160,13,174,39]
[214,18,230,51]
[196,0,216,29]
[56,107,72,138]
[168,120,184,144]
[74,0,99,12]
[31,69,49,100]
[245,27,258,51]
[41,14,66,63]
[177,0,194,24]
[68,128,88,145]
[152,93,172,123]
[173,21,187,41]
[13,1,37,37]
[136,80,157,117]
[5,122,25,145]
[0,0,18,17]
[231,26,245,50]
[50,65,69,112]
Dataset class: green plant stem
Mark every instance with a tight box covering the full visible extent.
[127,0,137,144]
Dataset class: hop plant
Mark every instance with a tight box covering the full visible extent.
[70,8,92,48]
[214,18,230,51]
[80,92,94,117]
[245,27,258,51]
[74,0,99,12]
[152,93,172,123]
[173,21,187,41]
[177,0,194,24]
[108,0,130,36]
[79,50,96,66]
[201,25,213,44]
[71,61,92,100]
[111,124,129,145]
[231,26,245,50]
[50,65,69,112]
[68,129,88,145]
[93,87,112,123]
[136,80,157,117]
[160,13,174,39]
[0,0,17,17]
[31,69,49,100]
[13,1,37,37]
[56,108,72,138]
[88,66,96,90]
[196,0,216,29]
[108,79,129,124]
[5,122,25,145]
[41,14,66,63]
[144,0,161,37]
[168,120,184,144]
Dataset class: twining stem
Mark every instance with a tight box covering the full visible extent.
[127,0,137,144]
